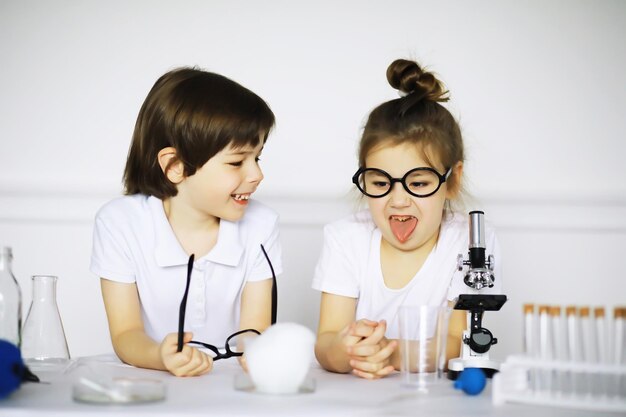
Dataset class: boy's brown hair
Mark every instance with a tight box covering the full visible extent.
[123,68,275,198]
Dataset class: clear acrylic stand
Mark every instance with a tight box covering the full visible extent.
[492,355,626,413]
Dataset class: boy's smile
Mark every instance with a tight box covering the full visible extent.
[231,193,251,205]
[172,140,265,223]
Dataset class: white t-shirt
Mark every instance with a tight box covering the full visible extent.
[312,210,502,339]
[90,195,282,346]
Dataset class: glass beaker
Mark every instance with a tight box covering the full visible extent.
[398,305,451,392]
[21,275,70,370]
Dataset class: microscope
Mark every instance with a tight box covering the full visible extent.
[447,210,507,380]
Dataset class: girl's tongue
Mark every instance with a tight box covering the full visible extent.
[389,216,417,243]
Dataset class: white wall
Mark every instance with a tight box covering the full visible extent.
[1,1,625,359]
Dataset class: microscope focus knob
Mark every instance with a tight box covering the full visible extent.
[457,254,464,271]
[487,254,495,270]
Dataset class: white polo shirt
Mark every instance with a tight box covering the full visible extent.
[312,210,502,339]
[90,194,282,346]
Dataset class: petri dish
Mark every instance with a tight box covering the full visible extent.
[72,377,166,404]
[234,373,315,395]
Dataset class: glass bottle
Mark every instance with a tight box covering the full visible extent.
[21,275,70,368]
[0,246,22,347]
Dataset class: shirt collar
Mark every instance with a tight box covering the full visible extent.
[207,219,243,267]
[150,196,243,268]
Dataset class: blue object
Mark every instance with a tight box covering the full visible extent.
[0,340,23,399]
[453,367,486,396]
[0,339,39,399]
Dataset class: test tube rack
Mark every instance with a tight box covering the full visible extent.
[492,355,626,412]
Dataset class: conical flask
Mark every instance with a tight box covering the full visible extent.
[21,275,70,368]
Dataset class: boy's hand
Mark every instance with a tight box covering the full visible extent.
[346,320,397,379]
[160,332,213,377]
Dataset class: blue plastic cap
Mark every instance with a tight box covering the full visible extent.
[453,367,486,396]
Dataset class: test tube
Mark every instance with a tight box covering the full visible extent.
[550,306,566,395]
[566,306,581,362]
[594,307,608,364]
[538,305,553,360]
[615,307,626,400]
[580,307,597,363]
[566,306,586,396]
[537,305,552,393]
[580,306,598,398]
[523,303,536,356]
[592,307,608,398]
[615,307,625,365]
[550,306,565,360]
[523,303,537,392]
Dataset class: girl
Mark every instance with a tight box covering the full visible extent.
[90,68,282,377]
[312,59,502,379]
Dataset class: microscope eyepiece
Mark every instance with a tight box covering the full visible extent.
[468,211,485,249]
[464,210,494,290]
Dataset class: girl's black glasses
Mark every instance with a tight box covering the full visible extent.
[176,244,277,360]
[352,166,451,198]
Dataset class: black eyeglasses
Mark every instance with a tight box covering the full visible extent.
[352,166,451,198]
[176,244,277,360]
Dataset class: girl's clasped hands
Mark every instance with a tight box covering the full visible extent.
[340,319,397,379]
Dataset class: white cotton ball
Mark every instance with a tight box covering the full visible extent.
[245,322,315,394]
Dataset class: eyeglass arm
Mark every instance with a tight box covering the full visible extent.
[260,244,277,325]
[177,254,195,352]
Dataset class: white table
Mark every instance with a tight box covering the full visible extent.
[0,355,614,416]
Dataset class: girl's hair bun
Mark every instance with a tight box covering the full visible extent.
[386,59,449,102]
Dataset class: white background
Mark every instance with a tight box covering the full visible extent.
[1,1,625,360]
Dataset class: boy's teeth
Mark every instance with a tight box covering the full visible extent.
[233,194,250,201]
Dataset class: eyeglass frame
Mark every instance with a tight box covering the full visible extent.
[351,166,452,198]
[176,244,277,360]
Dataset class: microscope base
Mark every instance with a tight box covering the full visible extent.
[447,357,500,380]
